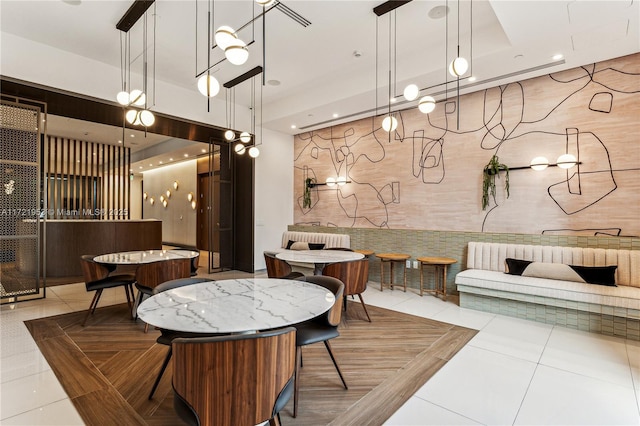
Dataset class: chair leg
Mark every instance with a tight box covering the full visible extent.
[124,284,134,318]
[82,289,103,327]
[269,414,281,426]
[324,340,348,390]
[357,293,372,322]
[148,347,172,400]
[293,346,302,418]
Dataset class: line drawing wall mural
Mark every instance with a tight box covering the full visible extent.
[294,53,640,236]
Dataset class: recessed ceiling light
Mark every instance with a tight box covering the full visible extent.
[201,149,207,153]
[333,113,339,118]
[169,158,174,161]
[118,140,122,144]
[291,125,297,129]
[353,50,362,58]
[130,134,135,137]
[149,163,153,167]
[390,97,396,103]
[139,166,143,169]
[267,79,281,86]
[184,154,189,157]
[468,76,477,82]
[159,161,163,164]
[428,5,449,19]
[553,54,563,60]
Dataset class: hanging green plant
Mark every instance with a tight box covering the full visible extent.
[303,177,316,208]
[482,154,510,210]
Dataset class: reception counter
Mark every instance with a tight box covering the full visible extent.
[16,219,162,277]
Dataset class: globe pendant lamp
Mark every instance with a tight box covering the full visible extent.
[215,26,237,50]
[239,131,251,143]
[381,115,397,132]
[256,0,275,6]
[139,109,155,127]
[117,91,130,105]
[126,109,141,125]
[403,84,419,101]
[224,130,235,141]
[556,153,577,169]
[197,74,220,97]
[248,146,260,158]
[225,39,249,65]
[234,143,246,155]
[449,57,469,77]
[418,96,436,114]
[129,89,146,106]
[529,157,549,171]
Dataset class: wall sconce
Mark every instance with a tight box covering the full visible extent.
[166,189,171,198]
[187,192,194,202]
[308,177,351,188]
[149,197,155,205]
[512,154,580,171]
[191,200,197,210]
[173,181,179,190]
[162,199,168,208]
[143,192,148,200]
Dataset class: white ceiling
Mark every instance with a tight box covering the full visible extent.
[2,0,639,170]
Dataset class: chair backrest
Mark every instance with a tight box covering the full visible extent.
[323,258,369,296]
[153,277,211,295]
[135,258,191,292]
[264,252,293,278]
[304,275,344,327]
[79,254,110,284]
[323,247,354,251]
[172,327,296,426]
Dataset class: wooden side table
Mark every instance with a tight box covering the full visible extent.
[417,256,457,300]
[376,253,411,292]
[354,249,374,258]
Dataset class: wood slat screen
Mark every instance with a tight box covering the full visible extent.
[45,136,130,220]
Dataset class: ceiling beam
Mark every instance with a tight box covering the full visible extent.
[373,0,412,16]
[116,0,155,32]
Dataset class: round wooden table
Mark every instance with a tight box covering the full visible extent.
[354,249,374,257]
[375,253,411,292]
[416,256,457,300]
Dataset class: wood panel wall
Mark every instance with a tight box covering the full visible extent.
[293,53,640,237]
[45,136,130,220]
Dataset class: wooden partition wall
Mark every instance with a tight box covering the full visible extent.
[45,136,130,220]
[293,53,640,238]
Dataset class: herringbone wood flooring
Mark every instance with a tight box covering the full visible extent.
[25,299,475,426]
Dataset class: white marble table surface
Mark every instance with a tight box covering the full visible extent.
[94,249,198,265]
[276,250,364,274]
[136,278,335,334]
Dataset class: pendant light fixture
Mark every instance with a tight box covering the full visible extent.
[403,84,419,101]
[215,25,238,49]
[225,39,249,65]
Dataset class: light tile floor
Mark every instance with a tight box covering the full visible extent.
[1,274,639,425]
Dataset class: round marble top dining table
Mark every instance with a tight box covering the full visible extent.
[276,250,364,274]
[136,278,336,334]
[93,249,199,265]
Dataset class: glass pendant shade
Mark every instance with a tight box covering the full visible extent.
[256,0,275,5]
[191,200,197,210]
[126,109,140,125]
[214,26,237,50]
[129,89,146,106]
[139,109,155,127]
[449,57,469,77]
[239,131,251,143]
[224,130,235,141]
[197,74,220,97]
[234,143,246,155]
[337,176,347,186]
[117,91,130,105]
[418,96,436,114]
[556,153,577,169]
[248,147,260,158]
[225,41,249,65]
[530,157,549,171]
[325,177,336,187]
[187,192,193,202]
[381,115,397,132]
[403,84,419,101]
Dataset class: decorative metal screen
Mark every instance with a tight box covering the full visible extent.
[0,100,43,300]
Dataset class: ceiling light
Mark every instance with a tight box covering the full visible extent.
[256,0,275,6]
[183,154,189,157]
[403,84,419,101]
[248,147,260,158]
[530,157,549,171]
[390,97,396,103]
[234,143,246,155]
[449,57,468,77]
[125,110,140,125]
[468,76,477,82]
[333,113,339,118]
[118,140,122,144]
[239,131,251,143]
[381,115,397,132]
[225,39,249,65]
[129,89,146,106]
[201,149,206,153]
[224,130,235,141]
[215,26,237,50]
[116,91,130,105]
[197,74,220,97]
[553,54,563,60]
[159,161,163,164]
[418,96,436,114]
[139,109,155,127]
[267,79,281,86]
[291,125,296,129]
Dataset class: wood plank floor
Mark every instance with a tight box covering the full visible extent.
[25,299,476,425]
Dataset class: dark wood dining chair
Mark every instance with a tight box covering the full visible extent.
[135,258,191,332]
[323,258,371,322]
[79,255,136,327]
[293,275,347,418]
[148,277,212,400]
[264,252,305,280]
[172,327,296,426]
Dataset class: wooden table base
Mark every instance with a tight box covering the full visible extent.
[376,253,411,292]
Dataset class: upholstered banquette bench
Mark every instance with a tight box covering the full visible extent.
[264,231,351,273]
[455,242,640,340]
